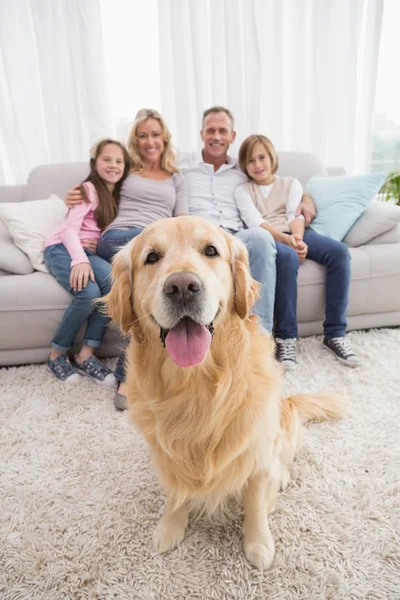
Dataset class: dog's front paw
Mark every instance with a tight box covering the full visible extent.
[279,468,291,491]
[243,537,275,571]
[153,518,186,554]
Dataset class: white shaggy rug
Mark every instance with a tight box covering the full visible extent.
[1,329,400,600]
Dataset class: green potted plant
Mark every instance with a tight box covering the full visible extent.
[379,172,400,205]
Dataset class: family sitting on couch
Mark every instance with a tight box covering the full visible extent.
[43,105,361,411]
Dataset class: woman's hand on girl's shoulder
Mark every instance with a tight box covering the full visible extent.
[70,262,95,292]
[64,185,84,209]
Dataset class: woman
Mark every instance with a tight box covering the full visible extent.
[97,108,188,261]
[65,109,189,408]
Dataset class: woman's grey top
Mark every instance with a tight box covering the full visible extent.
[106,172,188,231]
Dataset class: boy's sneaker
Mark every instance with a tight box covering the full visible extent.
[47,354,81,383]
[323,337,360,367]
[74,355,117,387]
[275,338,297,370]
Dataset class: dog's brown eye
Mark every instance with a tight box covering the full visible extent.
[204,245,218,257]
[145,251,160,265]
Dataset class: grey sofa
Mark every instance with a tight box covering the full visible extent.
[1,152,400,367]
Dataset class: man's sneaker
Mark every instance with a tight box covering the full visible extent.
[275,338,297,370]
[74,355,117,386]
[323,337,360,368]
[47,354,81,383]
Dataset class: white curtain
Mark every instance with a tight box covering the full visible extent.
[157,0,384,174]
[0,0,113,186]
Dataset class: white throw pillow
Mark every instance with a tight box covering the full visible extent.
[343,202,400,247]
[0,195,67,272]
[0,221,34,275]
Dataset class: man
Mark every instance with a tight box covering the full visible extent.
[179,106,315,332]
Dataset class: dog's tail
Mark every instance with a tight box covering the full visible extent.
[284,393,347,424]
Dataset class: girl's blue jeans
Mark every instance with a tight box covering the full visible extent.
[274,229,351,340]
[44,244,112,351]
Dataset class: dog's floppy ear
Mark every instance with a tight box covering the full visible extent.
[229,236,260,319]
[103,246,137,335]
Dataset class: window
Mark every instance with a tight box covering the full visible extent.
[100,0,161,142]
[371,0,400,172]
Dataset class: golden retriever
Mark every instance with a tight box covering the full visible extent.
[104,216,345,571]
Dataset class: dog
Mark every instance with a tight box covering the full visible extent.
[104,215,346,571]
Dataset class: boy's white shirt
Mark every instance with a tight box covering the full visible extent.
[234,176,304,230]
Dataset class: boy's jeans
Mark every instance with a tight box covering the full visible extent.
[274,229,351,340]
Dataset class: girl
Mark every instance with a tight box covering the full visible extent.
[64,109,189,408]
[44,138,131,384]
[234,134,359,370]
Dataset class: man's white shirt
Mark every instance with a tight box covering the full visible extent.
[178,152,248,231]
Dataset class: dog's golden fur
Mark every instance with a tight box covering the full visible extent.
[104,216,345,570]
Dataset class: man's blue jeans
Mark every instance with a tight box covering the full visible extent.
[274,229,351,339]
[234,228,277,333]
[98,227,144,263]
[44,244,112,350]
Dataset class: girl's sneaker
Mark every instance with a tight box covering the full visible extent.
[74,355,117,387]
[47,354,81,383]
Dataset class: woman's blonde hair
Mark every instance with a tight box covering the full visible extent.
[127,108,178,174]
[238,135,278,177]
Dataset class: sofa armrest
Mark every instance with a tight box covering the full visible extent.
[344,203,400,247]
[364,223,400,245]
[0,184,27,203]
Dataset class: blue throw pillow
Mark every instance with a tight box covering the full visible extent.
[305,173,387,241]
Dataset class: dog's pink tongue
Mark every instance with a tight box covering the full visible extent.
[165,319,212,367]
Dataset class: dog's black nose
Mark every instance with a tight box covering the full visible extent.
[164,272,203,302]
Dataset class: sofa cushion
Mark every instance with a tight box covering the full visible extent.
[0,221,34,275]
[343,202,400,247]
[306,172,387,241]
[297,244,400,325]
[0,272,123,361]
[0,195,67,272]
[27,163,89,201]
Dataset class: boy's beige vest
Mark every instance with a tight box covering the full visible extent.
[242,177,294,233]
